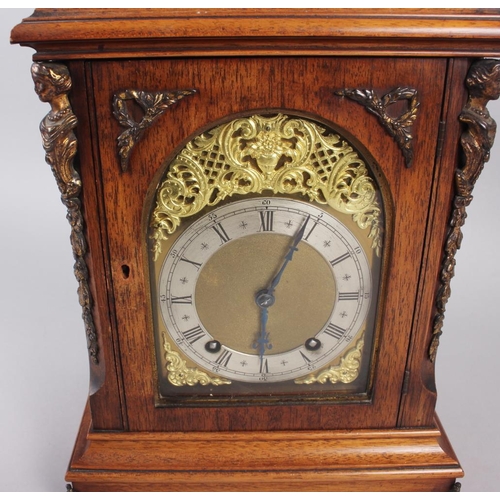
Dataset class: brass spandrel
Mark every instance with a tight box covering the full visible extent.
[151,114,383,261]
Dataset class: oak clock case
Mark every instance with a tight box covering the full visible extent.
[147,114,384,404]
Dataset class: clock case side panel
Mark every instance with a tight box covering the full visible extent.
[67,61,127,430]
[398,59,472,427]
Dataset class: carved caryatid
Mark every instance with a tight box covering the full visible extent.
[151,113,383,261]
[31,62,99,365]
[334,87,419,168]
[429,59,500,361]
[113,88,196,172]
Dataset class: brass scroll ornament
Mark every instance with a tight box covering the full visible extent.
[163,336,231,387]
[113,88,196,172]
[151,113,383,261]
[295,335,364,385]
[335,87,419,168]
[429,59,500,362]
[31,62,99,365]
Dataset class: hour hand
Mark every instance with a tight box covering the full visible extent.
[253,291,273,358]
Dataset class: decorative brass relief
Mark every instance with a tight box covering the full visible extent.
[294,335,364,385]
[113,88,196,172]
[429,59,500,362]
[163,335,231,387]
[151,113,383,260]
[31,62,99,365]
[335,87,419,168]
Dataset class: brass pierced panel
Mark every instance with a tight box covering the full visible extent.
[151,114,383,260]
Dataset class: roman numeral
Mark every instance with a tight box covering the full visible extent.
[260,357,269,373]
[338,291,360,301]
[212,222,231,244]
[330,252,351,267]
[180,257,202,270]
[324,323,346,340]
[259,211,274,232]
[304,221,318,241]
[170,295,192,304]
[182,325,205,344]
[215,349,232,367]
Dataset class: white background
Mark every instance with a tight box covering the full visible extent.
[1,8,499,492]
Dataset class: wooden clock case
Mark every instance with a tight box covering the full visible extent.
[10,9,500,492]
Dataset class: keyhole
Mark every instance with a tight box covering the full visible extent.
[121,264,130,279]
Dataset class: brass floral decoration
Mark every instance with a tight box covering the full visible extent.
[163,336,231,387]
[295,335,364,385]
[151,113,383,260]
[429,59,500,361]
[335,87,419,168]
[113,88,196,172]
[31,62,99,365]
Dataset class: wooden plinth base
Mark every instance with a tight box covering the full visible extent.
[66,404,463,491]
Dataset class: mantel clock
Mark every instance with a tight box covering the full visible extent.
[11,9,500,492]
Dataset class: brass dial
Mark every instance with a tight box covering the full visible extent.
[157,197,371,384]
[147,112,384,401]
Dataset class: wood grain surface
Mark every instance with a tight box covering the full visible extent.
[10,8,500,59]
[11,8,498,490]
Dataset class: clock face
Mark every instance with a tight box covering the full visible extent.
[158,197,371,384]
[147,112,384,404]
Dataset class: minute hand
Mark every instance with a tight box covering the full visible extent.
[267,215,310,294]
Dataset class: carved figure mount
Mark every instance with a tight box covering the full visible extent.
[429,59,500,361]
[335,86,419,168]
[31,62,99,365]
[113,88,197,172]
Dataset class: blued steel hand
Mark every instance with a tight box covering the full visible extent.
[252,302,272,361]
[268,215,310,294]
[253,215,310,360]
